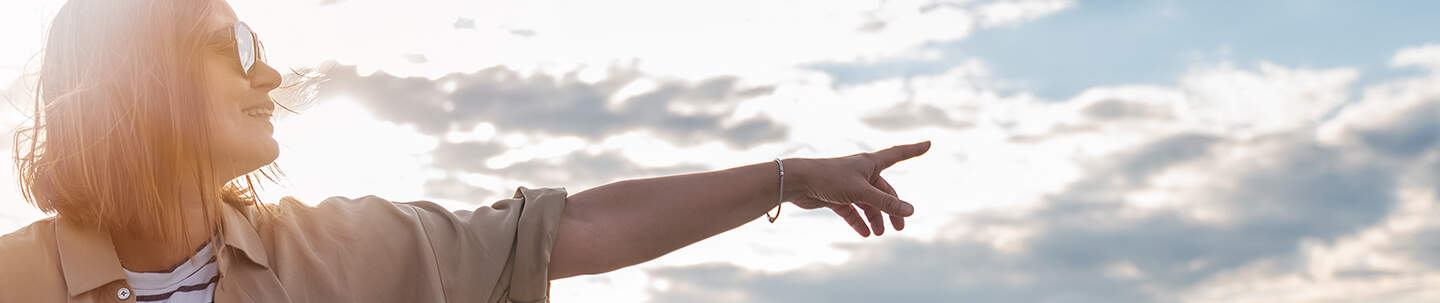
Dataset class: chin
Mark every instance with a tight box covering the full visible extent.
[261,138,280,161]
[255,144,280,170]
[234,140,281,176]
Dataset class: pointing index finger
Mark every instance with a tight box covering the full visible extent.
[870,140,931,170]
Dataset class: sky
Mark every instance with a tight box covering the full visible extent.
[2,0,1439,302]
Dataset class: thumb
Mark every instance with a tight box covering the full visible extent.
[856,186,914,217]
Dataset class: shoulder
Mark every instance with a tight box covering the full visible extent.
[239,188,568,241]
[270,194,421,222]
[235,195,443,284]
[0,217,68,301]
[0,217,61,268]
[243,195,431,239]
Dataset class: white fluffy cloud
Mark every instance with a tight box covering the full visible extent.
[1391,43,1440,71]
[639,44,1440,303]
[224,0,1073,82]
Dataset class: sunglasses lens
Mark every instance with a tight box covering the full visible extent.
[235,22,255,75]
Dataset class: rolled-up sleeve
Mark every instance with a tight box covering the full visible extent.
[245,186,567,302]
[399,187,568,303]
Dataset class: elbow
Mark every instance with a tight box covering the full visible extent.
[548,191,663,280]
[548,233,630,279]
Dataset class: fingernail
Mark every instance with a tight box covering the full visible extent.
[901,203,914,215]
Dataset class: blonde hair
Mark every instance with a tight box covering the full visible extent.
[13,0,288,248]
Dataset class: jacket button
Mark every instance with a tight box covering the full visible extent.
[116,287,132,300]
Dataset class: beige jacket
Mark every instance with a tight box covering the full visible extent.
[0,187,568,303]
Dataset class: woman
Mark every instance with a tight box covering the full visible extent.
[0,0,930,302]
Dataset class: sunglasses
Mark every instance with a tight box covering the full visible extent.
[233,21,261,77]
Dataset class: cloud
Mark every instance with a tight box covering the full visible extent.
[647,130,1415,302]
[814,1,1440,100]
[862,102,973,130]
[640,47,1440,303]
[1352,100,1440,158]
[426,140,709,190]
[886,60,1360,141]
[452,17,475,29]
[505,28,536,38]
[1079,98,1177,121]
[1391,43,1440,71]
[1179,62,1359,133]
[312,63,781,198]
[318,64,787,149]
[1320,68,1440,159]
[200,0,1081,85]
[973,0,1074,28]
[422,175,497,203]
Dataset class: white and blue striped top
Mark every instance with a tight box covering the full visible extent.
[121,242,219,303]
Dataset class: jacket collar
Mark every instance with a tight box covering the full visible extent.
[219,203,271,269]
[55,217,125,298]
[55,204,271,297]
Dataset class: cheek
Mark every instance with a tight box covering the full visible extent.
[198,59,249,141]
[198,61,251,130]
[200,55,248,106]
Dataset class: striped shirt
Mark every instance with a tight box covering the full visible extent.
[121,242,218,303]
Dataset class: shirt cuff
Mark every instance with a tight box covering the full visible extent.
[504,187,567,302]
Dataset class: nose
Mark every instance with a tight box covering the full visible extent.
[249,61,281,92]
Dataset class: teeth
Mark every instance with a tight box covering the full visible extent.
[242,108,273,117]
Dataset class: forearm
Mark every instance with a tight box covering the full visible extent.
[548,159,808,279]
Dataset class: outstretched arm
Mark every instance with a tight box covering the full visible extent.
[547,141,931,279]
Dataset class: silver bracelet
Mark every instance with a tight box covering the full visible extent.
[765,158,784,223]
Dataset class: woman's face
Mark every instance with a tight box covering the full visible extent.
[199,3,281,181]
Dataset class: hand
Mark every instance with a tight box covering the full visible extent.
[785,141,930,237]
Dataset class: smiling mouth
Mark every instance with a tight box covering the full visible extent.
[242,107,273,119]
